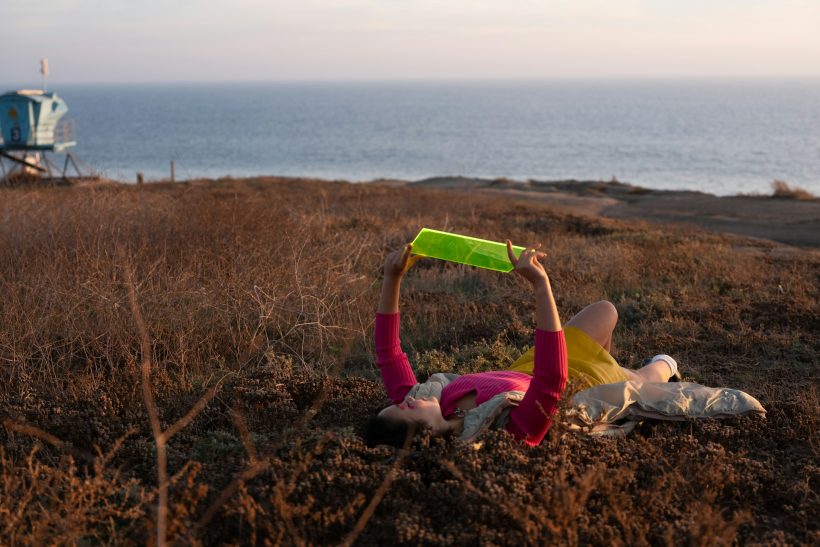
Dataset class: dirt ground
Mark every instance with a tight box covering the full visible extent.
[0,177,817,545]
[409,176,820,248]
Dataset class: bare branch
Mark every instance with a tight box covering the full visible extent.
[190,456,272,538]
[230,409,258,464]
[2,417,93,463]
[339,426,414,547]
[161,382,222,443]
[119,246,168,547]
[95,426,138,470]
[190,385,329,540]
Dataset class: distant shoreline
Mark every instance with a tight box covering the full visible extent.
[398,176,820,249]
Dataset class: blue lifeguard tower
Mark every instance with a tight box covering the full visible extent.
[0,61,92,183]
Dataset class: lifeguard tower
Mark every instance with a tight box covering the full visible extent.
[0,60,93,184]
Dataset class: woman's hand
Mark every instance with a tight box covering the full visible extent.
[378,244,422,313]
[507,240,560,331]
[506,241,549,287]
[383,244,422,281]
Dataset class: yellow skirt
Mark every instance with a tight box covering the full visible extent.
[508,326,629,387]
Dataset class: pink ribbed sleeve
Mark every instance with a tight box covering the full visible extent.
[506,329,568,446]
[374,313,418,404]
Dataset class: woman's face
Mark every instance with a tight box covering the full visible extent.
[378,395,447,434]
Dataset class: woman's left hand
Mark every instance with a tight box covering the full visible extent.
[506,241,549,287]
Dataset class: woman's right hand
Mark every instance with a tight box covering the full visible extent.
[506,241,549,287]
[384,244,421,280]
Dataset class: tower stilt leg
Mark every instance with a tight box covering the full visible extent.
[43,152,53,178]
[68,153,82,177]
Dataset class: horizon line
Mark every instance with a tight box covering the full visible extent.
[3,74,820,88]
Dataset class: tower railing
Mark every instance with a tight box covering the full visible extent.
[54,118,76,144]
[0,118,77,148]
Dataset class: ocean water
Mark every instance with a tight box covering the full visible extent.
[8,80,820,195]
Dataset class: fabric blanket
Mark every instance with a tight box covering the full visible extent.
[566,381,766,437]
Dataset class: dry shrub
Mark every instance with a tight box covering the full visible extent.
[0,445,146,545]
[771,179,815,200]
[0,177,817,544]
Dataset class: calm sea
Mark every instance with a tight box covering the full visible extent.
[8,80,820,195]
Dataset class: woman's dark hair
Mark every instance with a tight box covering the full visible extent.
[363,415,415,448]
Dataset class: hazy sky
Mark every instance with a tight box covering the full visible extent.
[3,0,820,83]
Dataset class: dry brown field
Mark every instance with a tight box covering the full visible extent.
[1,177,818,545]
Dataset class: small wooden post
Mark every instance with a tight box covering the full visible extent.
[137,172,144,185]
[170,160,175,182]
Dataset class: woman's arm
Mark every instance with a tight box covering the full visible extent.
[507,242,560,332]
[506,323,568,446]
[504,242,568,445]
[375,245,422,403]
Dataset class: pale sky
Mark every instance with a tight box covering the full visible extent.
[2,0,820,83]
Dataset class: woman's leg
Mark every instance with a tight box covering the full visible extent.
[566,300,674,383]
[621,359,672,382]
[621,360,673,382]
[565,300,618,353]
[627,359,677,382]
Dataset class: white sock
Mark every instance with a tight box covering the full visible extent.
[651,354,678,377]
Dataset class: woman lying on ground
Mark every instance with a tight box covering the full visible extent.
[366,241,567,448]
[364,242,681,448]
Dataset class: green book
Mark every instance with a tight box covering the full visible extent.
[410,228,525,273]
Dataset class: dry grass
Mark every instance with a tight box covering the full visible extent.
[771,179,816,200]
[0,177,818,545]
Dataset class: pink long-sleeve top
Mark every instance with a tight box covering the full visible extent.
[375,312,568,446]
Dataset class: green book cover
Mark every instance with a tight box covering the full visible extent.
[410,228,525,273]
